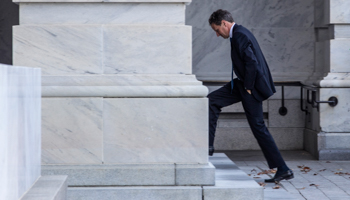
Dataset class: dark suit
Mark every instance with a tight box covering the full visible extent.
[208,24,285,169]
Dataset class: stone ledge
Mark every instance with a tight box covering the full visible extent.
[67,186,202,200]
[319,150,350,160]
[316,80,350,87]
[19,3,186,25]
[175,163,215,186]
[41,74,203,86]
[20,175,68,200]
[42,163,215,186]
[42,86,208,97]
[42,164,175,186]
[14,0,191,3]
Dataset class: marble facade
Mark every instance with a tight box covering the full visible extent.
[12,2,213,196]
[0,64,41,200]
[7,1,349,190]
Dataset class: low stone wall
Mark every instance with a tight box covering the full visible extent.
[0,64,41,199]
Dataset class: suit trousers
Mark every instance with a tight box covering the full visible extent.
[208,79,286,169]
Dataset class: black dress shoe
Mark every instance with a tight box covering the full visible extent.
[265,169,294,183]
[209,146,215,156]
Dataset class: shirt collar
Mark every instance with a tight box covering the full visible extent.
[229,23,235,38]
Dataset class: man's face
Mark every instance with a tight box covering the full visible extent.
[211,20,230,39]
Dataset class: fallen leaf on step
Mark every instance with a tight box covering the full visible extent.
[309,184,319,187]
[253,177,261,179]
[300,166,311,173]
[258,182,266,187]
[257,169,276,175]
[273,186,280,189]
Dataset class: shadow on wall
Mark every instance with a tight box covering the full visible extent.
[0,0,19,65]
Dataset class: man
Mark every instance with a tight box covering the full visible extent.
[207,9,293,183]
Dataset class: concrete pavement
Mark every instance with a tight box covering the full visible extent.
[220,150,350,200]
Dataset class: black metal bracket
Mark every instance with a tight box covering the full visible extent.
[300,87,309,115]
[275,82,303,116]
[300,86,338,112]
[279,85,288,116]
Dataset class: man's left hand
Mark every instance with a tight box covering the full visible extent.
[247,90,251,94]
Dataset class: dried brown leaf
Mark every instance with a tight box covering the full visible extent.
[273,186,280,189]
[300,166,311,173]
[258,182,266,187]
[257,169,276,175]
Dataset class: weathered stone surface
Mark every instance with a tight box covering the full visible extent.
[68,186,202,200]
[175,163,215,186]
[19,3,186,25]
[215,127,303,150]
[103,98,208,164]
[42,98,103,164]
[204,153,263,200]
[20,176,68,200]
[42,164,175,186]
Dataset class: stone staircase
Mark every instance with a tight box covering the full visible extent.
[56,153,263,200]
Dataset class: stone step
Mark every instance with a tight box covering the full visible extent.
[20,175,68,200]
[66,153,263,200]
[42,163,215,186]
[68,186,202,200]
[205,153,264,200]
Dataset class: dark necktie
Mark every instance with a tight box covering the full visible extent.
[230,37,234,93]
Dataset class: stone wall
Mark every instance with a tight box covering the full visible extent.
[186,0,315,82]
[0,64,41,200]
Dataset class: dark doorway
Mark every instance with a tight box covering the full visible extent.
[0,0,19,65]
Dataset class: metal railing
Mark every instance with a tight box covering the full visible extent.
[204,81,338,116]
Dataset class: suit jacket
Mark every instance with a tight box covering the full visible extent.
[230,24,276,101]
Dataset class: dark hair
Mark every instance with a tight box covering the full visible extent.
[208,9,234,26]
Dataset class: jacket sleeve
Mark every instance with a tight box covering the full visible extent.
[232,32,258,90]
